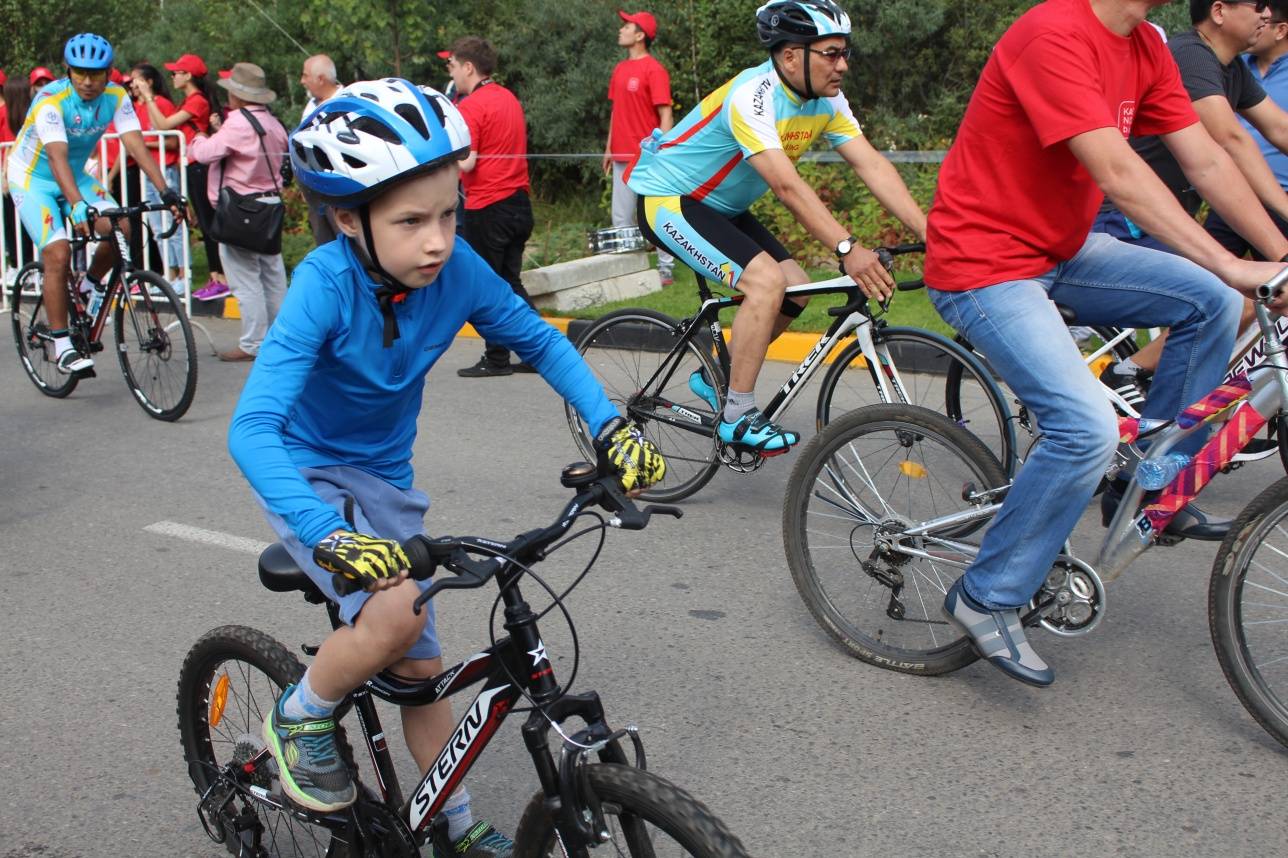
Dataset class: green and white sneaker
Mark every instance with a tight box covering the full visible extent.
[442,821,514,857]
[262,684,357,812]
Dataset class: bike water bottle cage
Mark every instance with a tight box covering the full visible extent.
[64,33,114,70]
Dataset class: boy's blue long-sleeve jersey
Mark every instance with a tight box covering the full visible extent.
[228,237,620,548]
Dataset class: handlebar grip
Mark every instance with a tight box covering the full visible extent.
[402,534,439,581]
[332,572,364,597]
[897,278,925,292]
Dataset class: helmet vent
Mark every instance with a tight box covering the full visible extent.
[424,96,447,130]
[350,116,400,144]
[394,103,430,139]
[311,147,334,172]
[342,153,367,169]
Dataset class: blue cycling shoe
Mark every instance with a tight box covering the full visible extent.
[942,578,1053,687]
[688,368,720,412]
[717,408,799,455]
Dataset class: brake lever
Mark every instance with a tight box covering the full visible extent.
[412,550,501,614]
[609,502,683,530]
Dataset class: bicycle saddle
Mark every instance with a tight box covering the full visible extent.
[258,543,325,602]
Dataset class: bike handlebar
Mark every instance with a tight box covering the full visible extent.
[827,242,926,317]
[86,201,187,241]
[1256,264,1288,302]
[329,462,683,610]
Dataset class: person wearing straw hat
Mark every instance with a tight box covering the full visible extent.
[187,63,289,361]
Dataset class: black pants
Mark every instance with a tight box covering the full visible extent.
[1204,207,1288,261]
[3,191,35,269]
[462,190,535,367]
[187,162,223,276]
[116,163,163,274]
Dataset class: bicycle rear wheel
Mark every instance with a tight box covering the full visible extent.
[114,270,197,421]
[1210,478,1288,749]
[178,625,351,857]
[783,404,1007,674]
[10,262,80,398]
[815,327,1017,476]
[567,309,722,502]
[512,763,751,858]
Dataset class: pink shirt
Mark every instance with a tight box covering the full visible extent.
[187,105,287,206]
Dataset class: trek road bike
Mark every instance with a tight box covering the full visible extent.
[784,267,1288,748]
[179,462,752,857]
[10,202,198,421]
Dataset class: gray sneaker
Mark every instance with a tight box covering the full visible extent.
[262,684,357,812]
[943,578,1054,687]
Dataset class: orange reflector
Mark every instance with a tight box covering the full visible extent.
[899,460,928,479]
[209,673,230,728]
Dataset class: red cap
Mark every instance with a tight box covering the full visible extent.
[30,67,55,86]
[164,54,208,77]
[0,70,7,87]
[109,68,129,85]
[218,69,232,79]
[618,10,657,40]
[436,50,452,60]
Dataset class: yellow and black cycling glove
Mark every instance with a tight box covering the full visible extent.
[314,530,410,594]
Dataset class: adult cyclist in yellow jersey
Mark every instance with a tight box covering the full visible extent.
[6,33,184,374]
[627,0,926,453]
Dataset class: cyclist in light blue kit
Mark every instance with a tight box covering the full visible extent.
[228,79,663,856]
[7,33,183,373]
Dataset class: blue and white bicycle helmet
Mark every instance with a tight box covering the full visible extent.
[755,1,851,49]
[64,33,114,70]
[290,78,470,207]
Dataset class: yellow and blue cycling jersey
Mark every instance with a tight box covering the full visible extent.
[625,59,862,217]
[7,79,139,191]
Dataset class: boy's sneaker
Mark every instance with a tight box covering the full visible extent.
[441,821,514,857]
[193,280,231,301]
[262,684,356,813]
[717,408,798,455]
[56,350,93,374]
[1098,362,1149,409]
[688,368,720,411]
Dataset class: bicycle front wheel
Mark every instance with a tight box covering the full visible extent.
[512,763,751,858]
[815,327,1017,475]
[1210,478,1288,749]
[178,625,352,857]
[567,309,722,502]
[784,404,1007,674]
[114,270,197,421]
[10,261,80,398]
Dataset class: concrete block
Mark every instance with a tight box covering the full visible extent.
[531,268,662,312]
[523,251,650,297]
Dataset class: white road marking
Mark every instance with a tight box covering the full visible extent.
[143,521,270,555]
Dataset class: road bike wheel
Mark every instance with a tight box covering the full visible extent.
[512,763,751,858]
[114,270,198,421]
[1210,478,1288,749]
[566,309,722,502]
[9,261,80,398]
[815,327,1017,476]
[178,625,353,857]
[783,404,1007,674]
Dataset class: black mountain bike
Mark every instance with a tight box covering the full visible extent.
[9,202,197,421]
[178,463,751,857]
[565,244,1013,502]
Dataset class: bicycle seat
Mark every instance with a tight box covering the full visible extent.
[258,543,325,602]
[1054,303,1079,325]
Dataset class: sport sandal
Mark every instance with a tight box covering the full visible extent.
[942,578,1054,687]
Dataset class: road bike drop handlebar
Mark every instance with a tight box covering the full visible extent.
[329,462,682,607]
[827,242,926,320]
[85,201,187,241]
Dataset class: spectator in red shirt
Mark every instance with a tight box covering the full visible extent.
[136,53,226,295]
[925,0,1288,688]
[28,67,54,96]
[125,63,184,289]
[447,36,537,377]
[604,10,675,282]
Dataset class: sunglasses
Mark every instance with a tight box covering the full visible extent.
[69,68,109,83]
[805,46,852,63]
[1227,0,1272,12]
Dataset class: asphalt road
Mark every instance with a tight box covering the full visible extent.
[1,316,1286,857]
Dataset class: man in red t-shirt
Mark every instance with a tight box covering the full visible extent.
[447,36,537,377]
[924,0,1288,688]
[604,10,675,282]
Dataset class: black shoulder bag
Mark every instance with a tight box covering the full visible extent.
[209,108,285,255]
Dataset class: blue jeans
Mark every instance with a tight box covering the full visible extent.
[929,232,1240,609]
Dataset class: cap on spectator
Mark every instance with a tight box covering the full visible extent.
[30,67,55,86]
[618,10,658,40]
[0,70,7,86]
[218,69,232,79]
[218,62,277,104]
[164,54,207,77]
[436,50,452,60]
[109,68,128,85]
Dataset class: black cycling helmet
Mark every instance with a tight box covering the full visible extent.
[756,0,852,50]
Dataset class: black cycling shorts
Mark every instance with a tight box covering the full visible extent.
[636,194,791,289]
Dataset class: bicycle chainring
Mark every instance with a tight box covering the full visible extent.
[1029,555,1105,637]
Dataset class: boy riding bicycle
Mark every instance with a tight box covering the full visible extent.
[227,80,663,856]
[626,0,926,454]
[6,33,183,374]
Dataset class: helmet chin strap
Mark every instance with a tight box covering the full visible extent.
[355,205,412,348]
[771,46,818,101]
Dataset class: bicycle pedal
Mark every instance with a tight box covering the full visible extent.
[1154,532,1185,547]
[73,367,97,379]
